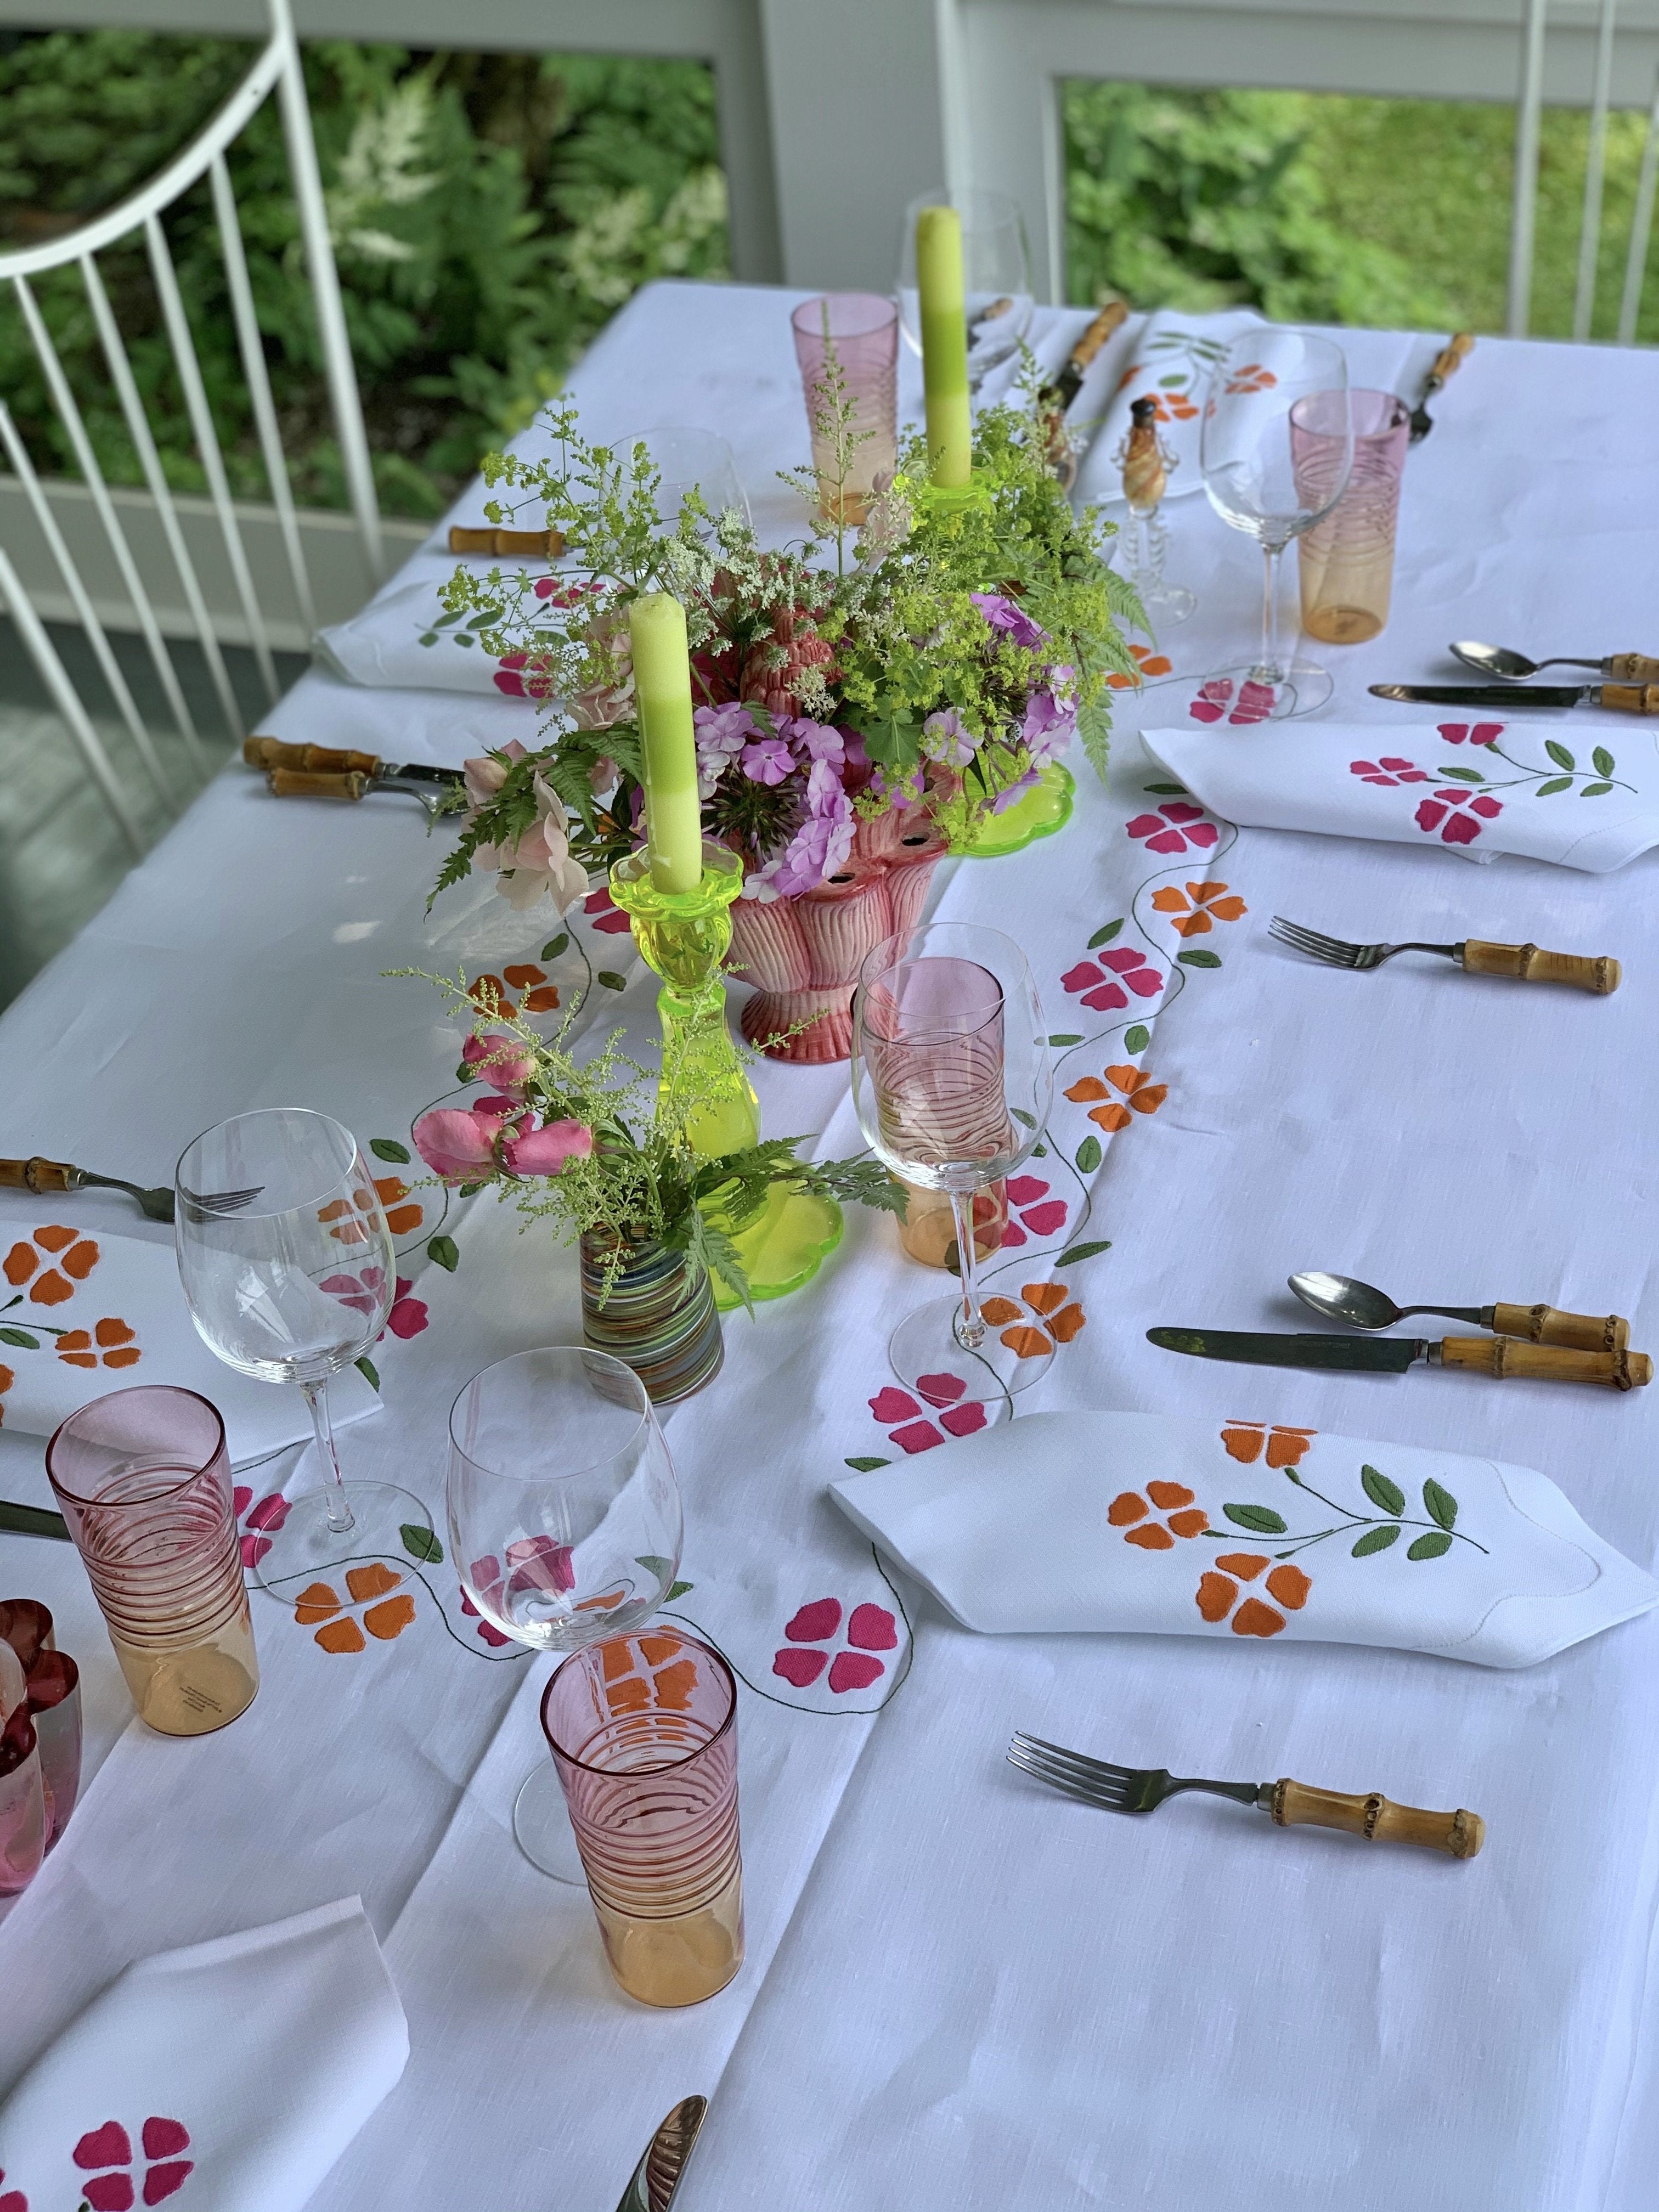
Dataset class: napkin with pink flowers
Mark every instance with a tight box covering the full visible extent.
[1143,718,1659,872]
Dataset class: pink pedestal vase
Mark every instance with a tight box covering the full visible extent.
[727,803,947,1064]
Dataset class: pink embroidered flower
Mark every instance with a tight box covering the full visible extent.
[1187,675,1276,726]
[0,2165,26,2212]
[868,1380,987,1456]
[320,1264,387,1318]
[414,1107,506,1182]
[772,1595,900,1692]
[1350,756,1430,786]
[1414,789,1504,845]
[233,1487,291,1571]
[1437,721,1503,746]
[459,1588,511,1647]
[584,886,633,935]
[995,1173,1069,1250]
[385,1278,428,1339]
[460,1031,535,1096]
[1061,946,1164,1012]
[500,1118,594,1178]
[72,2118,193,2209]
[491,651,557,701]
[1125,802,1218,855]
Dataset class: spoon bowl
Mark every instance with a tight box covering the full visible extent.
[1289,1271,1402,1329]
[1451,640,1601,682]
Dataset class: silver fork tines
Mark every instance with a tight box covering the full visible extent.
[1269,916,1458,973]
[1008,1731,1265,1817]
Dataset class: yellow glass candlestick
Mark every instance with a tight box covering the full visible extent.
[629,591,703,894]
[916,205,973,489]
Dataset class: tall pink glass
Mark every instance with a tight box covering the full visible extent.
[0,1640,44,1895]
[1,1601,80,1849]
[541,1628,742,2007]
[47,1386,258,1737]
[1291,388,1410,645]
[791,292,898,528]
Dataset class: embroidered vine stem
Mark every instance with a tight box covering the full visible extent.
[1210,1465,1489,1561]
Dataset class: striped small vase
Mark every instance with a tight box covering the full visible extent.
[580,1225,724,1405]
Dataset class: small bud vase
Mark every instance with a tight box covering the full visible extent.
[580,1225,724,1405]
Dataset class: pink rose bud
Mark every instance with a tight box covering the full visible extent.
[414,1107,504,1182]
[500,1119,594,1178]
[460,1031,535,1096]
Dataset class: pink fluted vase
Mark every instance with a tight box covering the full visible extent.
[726,802,947,1064]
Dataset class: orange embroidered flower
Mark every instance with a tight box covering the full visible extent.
[1108,1480,1210,1550]
[1194,1553,1310,1637]
[1149,880,1248,937]
[979,1279,1086,1360]
[469,962,560,1020]
[372,1175,424,1239]
[1108,642,1175,691]
[1221,1421,1316,1468]
[4,1224,99,1306]
[1224,364,1277,395]
[0,1363,12,1426]
[599,1630,700,1717]
[56,1317,140,1370]
[294,1562,418,1654]
[318,1184,381,1248]
[1063,1063,1167,1133]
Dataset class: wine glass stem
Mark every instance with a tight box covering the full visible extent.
[951,1192,988,1350]
[302,1378,354,1536]
[1258,541,1285,682]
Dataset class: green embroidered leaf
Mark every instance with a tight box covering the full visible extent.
[0,1325,41,1349]
[1011,1108,1036,1129]
[1581,781,1614,796]
[1422,1478,1458,1530]
[1157,374,1186,388]
[427,1233,460,1272]
[1143,782,1189,796]
[1545,739,1576,772]
[1436,765,1486,783]
[1087,919,1124,949]
[1360,1464,1405,1516]
[1124,1023,1150,1053]
[635,1554,674,1579]
[597,970,628,991]
[1593,746,1616,778]
[370,1137,411,1165]
[1048,1033,1083,1047]
[1032,1144,1048,1158]
[1177,949,1221,968]
[419,631,438,647]
[1223,1503,1288,1535]
[1075,1135,1102,1174]
[402,1523,444,1564]
[466,611,499,631]
[458,1180,484,1198]
[666,1581,694,1601]
[1057,1238,1113,1265]
[434,608,462,628]
[1352,1523,1401,1556]
[844,1455,890,1471]
[455,1061,473,1083]
[454,630,476,647]
[1407,1530,1453,1560]
[354,1353,380,1390]
[1535,776,1573,796]
[541,934,569,961]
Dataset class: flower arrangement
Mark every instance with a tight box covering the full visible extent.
[429,366,1142,915]
[404,977,902,1304]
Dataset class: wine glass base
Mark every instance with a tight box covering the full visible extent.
[889,1294,1054,1406]
[252,1480,433,1594]
[1181,658,1333,725]
[514,1758,588,1883]
[1132,583,1197,628]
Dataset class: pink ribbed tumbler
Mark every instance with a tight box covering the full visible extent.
[47,1386,258,1737]
[791,292,898,528]
[541,1628,742,2007]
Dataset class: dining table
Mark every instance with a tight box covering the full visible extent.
[3,274,1659,2212]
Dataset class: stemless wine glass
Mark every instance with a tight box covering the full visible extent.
[174,1108,429,1587]
[1199,330,1353,720]
[853,922,1053,1402]
[898,188,1034,388]
[447,1347,683,1882]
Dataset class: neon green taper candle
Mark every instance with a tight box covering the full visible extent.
[916,204,973,489]
[629,590,703,894]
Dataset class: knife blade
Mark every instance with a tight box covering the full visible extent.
[1369,682,1659,715]
[1147,1327,1650,1388]
[615,2096,708,2212]
[0,1500,71,1542]
[242,737,465,809]
[1041,297,1131,487]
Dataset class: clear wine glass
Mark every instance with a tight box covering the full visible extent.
[174,1108,430,1588]
[852,922,1053,1403]
[897,188,1034,389]
[618,425,751,534]
[447,1346,683,1882]
[1199,330,1352,720]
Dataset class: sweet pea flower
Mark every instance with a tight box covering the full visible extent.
[741,735,794,786]
[473,771,588,912]
[970,592,1048,652]
[460,1031,536,1097]
[921,709,978,767]
[414,1107,505,1182]
[569,606,635,731]
[462,737,528,811]
[501,1119,594,1177]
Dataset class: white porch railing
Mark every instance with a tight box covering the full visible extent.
[13,0,1659,337]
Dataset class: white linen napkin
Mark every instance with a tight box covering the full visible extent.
[314,560,525,696]
[1144,718,1659,872]
[830,1410,1659,1668]
[0,1897,407,2212]
[1071,307,1266,507]
[0,1224,376,1464]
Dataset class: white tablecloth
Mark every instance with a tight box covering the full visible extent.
[3,279,1659,2212]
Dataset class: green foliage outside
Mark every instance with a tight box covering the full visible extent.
[1065,78,1659,345]
[0,32,729,516]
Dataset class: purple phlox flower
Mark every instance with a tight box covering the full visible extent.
[741,735,794,786]
[749,809,857,901]
[921,708,978,768]
[839,729,868,771]
[1021,688,1076,765]
[695,702,761,798]
[971,592,1048,652]
[778,716,846,768]
[1045,661,1077,701]
[992,766,1043,815]
[805,756,852,821]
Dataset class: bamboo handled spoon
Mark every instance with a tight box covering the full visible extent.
[1290,1270,1629,1353]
